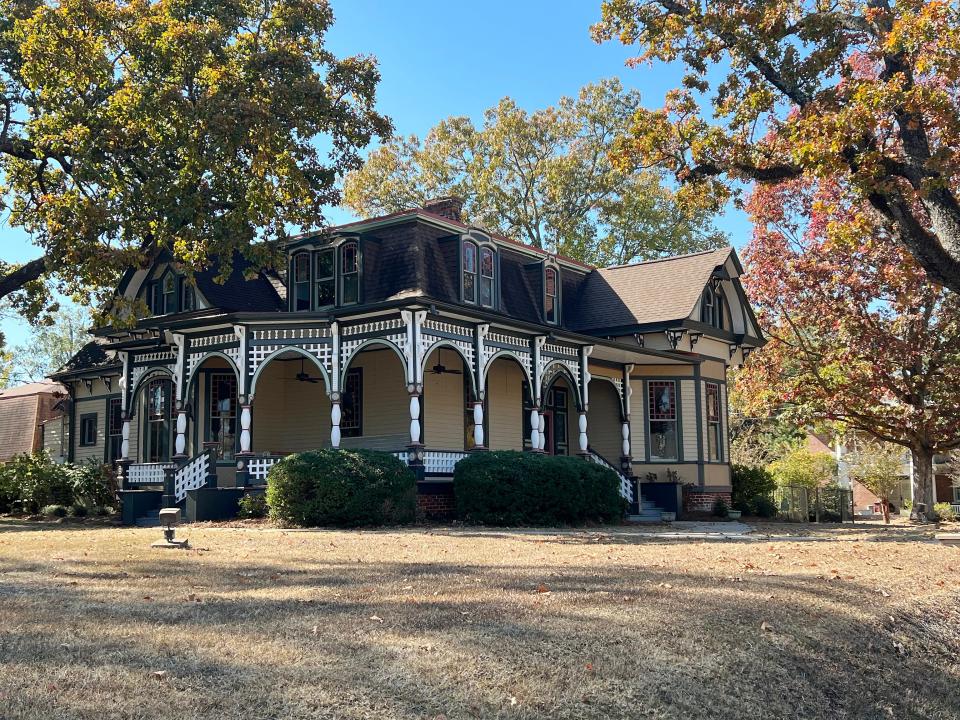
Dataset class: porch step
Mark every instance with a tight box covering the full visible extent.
[134,509,161,528]
[627,492,667,523]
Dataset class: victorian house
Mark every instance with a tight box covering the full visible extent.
[50,198,763,522]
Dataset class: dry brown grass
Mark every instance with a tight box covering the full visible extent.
[0,521,958,720]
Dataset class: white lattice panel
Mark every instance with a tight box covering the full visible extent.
[174,452,211,501]
[130,364,177,393]
[249,328,333,378]
[482,330,532,377]
[340,317,409,368]
[248,455,284,482]
[127,462,173,485]
[542,342,578,358]
[187,332,242,378]
[540,357,581,390]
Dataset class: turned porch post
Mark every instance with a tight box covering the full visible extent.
[621,364,634,476]
[578,412,589,455]
[331,321,342,449]
[472,401,485,449]
[529,408,540,450]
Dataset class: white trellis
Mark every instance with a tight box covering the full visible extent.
[481,330,533,379]
[174,452,211,501]
[186,332,242,380]
[249,327,334,380]
[340,317,409,370]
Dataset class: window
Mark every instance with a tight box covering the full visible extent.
[181,281,196,312]
[144,378,171,463]
[107,397,123,462]
[341,368,362,437]
[79,414,97,447]
[207,373,237,461]
[162,273,177,314]
[462,241,477,304]
[479,247,495,308]
[701,287,725,329]
[315,249,335,308]
[648,380,678,461]
[706,382,722,461]
[292,253,311,311]
[544,267,558,324]
[149,282,162,314]
[340,242,359,305]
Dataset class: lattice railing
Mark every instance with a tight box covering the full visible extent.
[174,452,211,502]
[127,462,173,485]
[248,455,285,483]
[423,451,469,475]
[587,451,633,503]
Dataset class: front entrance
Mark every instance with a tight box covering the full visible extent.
[543,387,569,455]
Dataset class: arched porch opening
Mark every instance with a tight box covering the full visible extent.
[422,345,471,452]
[540,372,579,456]
[340,341,409,451]
[250,349,331,455]
[484,354,532,451]
[130,370,175,464]
[588,378,625,466]
[188,354,241,466]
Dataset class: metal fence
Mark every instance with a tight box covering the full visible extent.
[774,485,854,523]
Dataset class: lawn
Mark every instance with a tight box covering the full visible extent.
[0,521,958,719]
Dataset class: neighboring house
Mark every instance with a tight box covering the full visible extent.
[0,380,66,462]
[50,198,764,522]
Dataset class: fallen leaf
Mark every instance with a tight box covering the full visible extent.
[369,615,383,623]
[760,621,773,632]
[536,583,550,594]
[153,671,167,682]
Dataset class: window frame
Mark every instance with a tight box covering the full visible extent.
[478,245,496,309]
[180,279,196,312]
[160,271,178,315]
[206,371,238,462]
[462,240,478,305]
[705,382,722,462]
[143,377,172,463]
[291,251,312,311]
[544,265,560,325]
[647,380,680,462]
[79,413,98,447]
[701,286,726,330]
[314,248,336,309]
[107,397,123,463]
[339,241,360,306]
[340,367,363,437]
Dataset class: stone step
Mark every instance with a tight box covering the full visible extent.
[627,513,663,523]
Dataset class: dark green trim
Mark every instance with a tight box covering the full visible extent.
[694,366,704,486]
[78,413,98,447]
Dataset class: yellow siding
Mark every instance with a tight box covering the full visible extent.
[251,358,330,454]
[633,462,696,484]
[704,463,731,488]
[487,357,524,450]
[588,379,622,464]
[346,348,408,449]
[629,365,694,378]
[680,379,699,461]
[628,379,646,462]
[702,360,727,381]
[73,395,107,463]
[423,347,466,450]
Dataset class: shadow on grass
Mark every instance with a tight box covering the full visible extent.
[0,545,958,720]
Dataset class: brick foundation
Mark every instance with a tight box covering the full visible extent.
[417,492,455,521]
[684,490,732,514]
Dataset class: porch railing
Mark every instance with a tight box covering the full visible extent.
[126,462,174,485]
[248,455,286,483]
[587,450,634,504]
[174,452,212,502]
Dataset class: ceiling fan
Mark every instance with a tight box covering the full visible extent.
[295,358,320,384]
[430,362,462,376]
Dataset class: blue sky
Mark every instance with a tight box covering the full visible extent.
[0,0,750,346]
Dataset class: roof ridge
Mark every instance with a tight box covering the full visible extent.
[598,247,732,271]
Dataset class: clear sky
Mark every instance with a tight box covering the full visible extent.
[0,0,751,346]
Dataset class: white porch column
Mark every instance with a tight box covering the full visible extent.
[409,391,422,445]
[330,399,342,448]
[537,412,546,451]
[120,418,131,461]
[578,412,588,454]
[621,421,631,459]
[529,408,540,450]
[473,401,485,449]
[239,401,253,454]
[174,408,188,458]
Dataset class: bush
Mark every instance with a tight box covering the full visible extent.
[901,498,913,512]
[0,453,114,514]
[934,502,957,522]
[41,504,68,518]
[453,451,625,526]
[712,497,730,518]
[750,494,778,518]
[70,503,89,517]
[266,449,416,527]
[237,492,269,519]
[731,464,776,513]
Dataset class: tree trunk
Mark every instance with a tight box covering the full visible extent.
[910,446,937,521]
[881,498,890,525]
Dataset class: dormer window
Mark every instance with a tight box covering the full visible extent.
[161,273,177,314]
[340,241,359,305]
[292,252,310,310]
[462,240,477,304]
[315,249,335,308]
[544,266,559,324]
[479,246,495,308]
[181,281,196,312]
[700,286,725,330]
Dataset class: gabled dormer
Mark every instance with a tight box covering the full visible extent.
[286,234,362,312]
[142,266,196,316]
[459,229,498,310]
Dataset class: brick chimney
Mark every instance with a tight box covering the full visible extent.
[423,196,464,222]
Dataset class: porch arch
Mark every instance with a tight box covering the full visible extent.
[422,341,477,399]
[341,338,408,388]
[250,346,331,396]
[481,350,532,389]
[186,351,242,398]
[129,367,175,412]
[540,360,582,411]
[590,375,626,418]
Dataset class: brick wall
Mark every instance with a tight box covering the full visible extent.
[417,492,455,521]
[683,490,732,514]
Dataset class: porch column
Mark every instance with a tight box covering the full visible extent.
[118,415,132,491]
[578,411,589,455]
[472,401,485,449]
[621,364,634,476]
[330,397,342,448]
[529,408,540,451]
[409,389,422,446]
[537,412,546,452]
[239,400,253,454]
[174,404,189,461]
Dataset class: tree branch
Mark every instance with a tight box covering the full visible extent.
[0,256,47,301]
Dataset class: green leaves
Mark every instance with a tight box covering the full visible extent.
[343,78,725,265]
[0,0,391,326]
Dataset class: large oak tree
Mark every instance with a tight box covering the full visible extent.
[0,0,391,328]
[593,1,960,292]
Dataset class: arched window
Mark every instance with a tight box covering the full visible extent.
[292,252,311,311]
[340,241,359,305]
[479,246,495,308]
[143,378,172,463]
[700,287,725,329]
[315,248,335,308]
[544,266,559,324]
[161,272,177,314]
[462,241,477,304]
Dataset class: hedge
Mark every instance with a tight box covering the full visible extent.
[453,451,625,526]
[731,464,777,517]
[266,449,416,527]
[0,452,115,514]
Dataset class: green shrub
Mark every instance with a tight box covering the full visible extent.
[712,497,729,518]
[67,461,115,508]
[0,453,114,514]
[70,503,88,517]
[901,498,913,512]
[453,451,625,526]
[731,464,776,513]
[266,449,416,527]
[750,494,778,518]
[41,504,68,518]
[237,492,269,519]
[934,502,957,522]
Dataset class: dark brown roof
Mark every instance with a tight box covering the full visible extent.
[51,341,118,377]
[567,248,733,332]
[194,252,285,312]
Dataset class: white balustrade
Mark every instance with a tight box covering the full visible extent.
[174,452,211,501]
[248,455,285,483]
[423,451,469,475]
[126,462,174,485]
[587,451,634,503]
